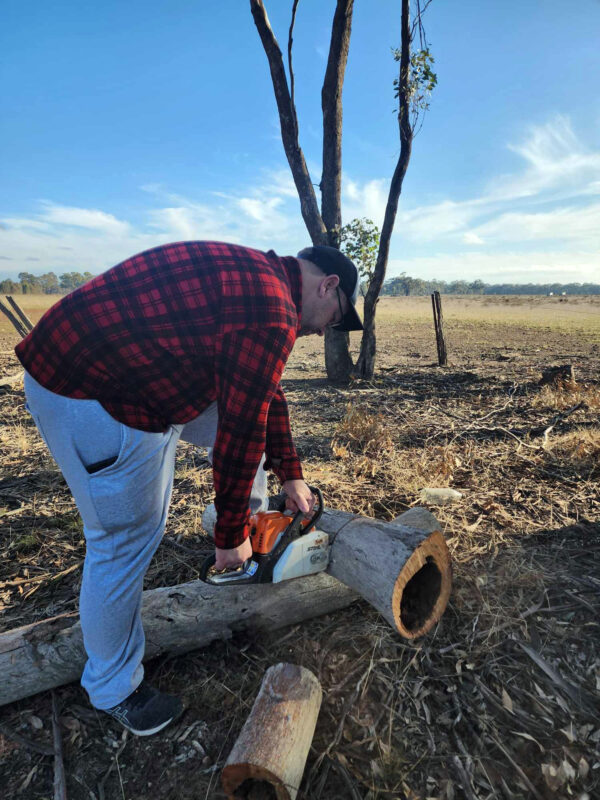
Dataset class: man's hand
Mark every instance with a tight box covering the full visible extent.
[281,479,315,514]
[214,536,252,571]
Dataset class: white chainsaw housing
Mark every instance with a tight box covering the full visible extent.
[272,529,330,583]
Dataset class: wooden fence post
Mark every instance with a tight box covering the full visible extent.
[431,291,448,366]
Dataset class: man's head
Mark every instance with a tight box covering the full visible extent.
[296,245,364,336]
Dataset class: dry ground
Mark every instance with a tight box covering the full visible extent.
[1,295,599,800]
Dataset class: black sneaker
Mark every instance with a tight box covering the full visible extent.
[105,681,183,736]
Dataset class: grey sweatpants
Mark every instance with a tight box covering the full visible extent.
[24,372,267,708]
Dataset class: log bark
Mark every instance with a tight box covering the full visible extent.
[0,507,450,706]
[0,574,355,708]
[221,663,322,800]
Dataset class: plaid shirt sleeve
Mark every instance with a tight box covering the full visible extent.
[264,385,303,484]
[212,324,300,549]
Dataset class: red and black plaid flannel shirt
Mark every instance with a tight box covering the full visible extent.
[15,241,304,549]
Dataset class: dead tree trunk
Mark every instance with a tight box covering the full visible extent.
[0,507,450,707]
[221,663,322,800]
[251,0,357,384]
[354,0,414,379]
[324,506,451,638]
[249,0,326,246]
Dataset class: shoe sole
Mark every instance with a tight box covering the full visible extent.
[126,715,177,736]
[109,705,183,737]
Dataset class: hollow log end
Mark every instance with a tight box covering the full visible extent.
[221,764,290,800]
[391,529,452,639]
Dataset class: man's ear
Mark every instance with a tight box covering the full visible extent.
[319,274,340,296]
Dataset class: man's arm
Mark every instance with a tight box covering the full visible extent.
[212,325,296,551]
[264,385,303,482]
[265,386,314,513]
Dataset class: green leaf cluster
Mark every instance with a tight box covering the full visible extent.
[340,218,380,293]
[393,47,437,113]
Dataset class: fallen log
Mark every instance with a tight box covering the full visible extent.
[0,507,451,707]
[204,505,452,640]
[0,572,355,708]
[221,663,321,800]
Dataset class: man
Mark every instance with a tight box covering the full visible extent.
[15,240,363,736]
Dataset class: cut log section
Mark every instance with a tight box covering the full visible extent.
[221,663,322,800]
[0,506,450,706]
[322,506,452,639]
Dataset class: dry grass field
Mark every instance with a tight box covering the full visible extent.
[1,294,599,799]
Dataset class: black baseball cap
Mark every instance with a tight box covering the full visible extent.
[297,245,364,331]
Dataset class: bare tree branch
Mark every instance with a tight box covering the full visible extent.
[356,0,413,377]
[250,0,326,244]
[288,0,300,139]
[321,0,354,246]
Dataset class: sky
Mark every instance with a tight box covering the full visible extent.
[1,0,599,285]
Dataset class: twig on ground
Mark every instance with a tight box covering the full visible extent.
[97,734,128,800]
[51,691,68,800]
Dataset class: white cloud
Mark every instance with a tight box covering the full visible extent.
[39,203,131,235]
[343,177,388,225]
[463,232,484,245]
[0,174,309,276]
[489,116,600,203]
[471,203,600,245]
[1,117,598,283]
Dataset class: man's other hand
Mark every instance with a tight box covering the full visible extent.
[214,537,252,570]
[281,480,315,514]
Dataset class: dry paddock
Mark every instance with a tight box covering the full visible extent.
[1,294,599,799]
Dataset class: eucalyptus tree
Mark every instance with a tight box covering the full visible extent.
[250,0,435,381]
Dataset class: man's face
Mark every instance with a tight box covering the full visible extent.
[299,280,348,337]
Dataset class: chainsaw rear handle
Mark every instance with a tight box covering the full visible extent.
[198,553,254,584]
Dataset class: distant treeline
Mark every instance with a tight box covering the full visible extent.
[2,270,599,297]
[0,271,95,294]
[379,276,600,296]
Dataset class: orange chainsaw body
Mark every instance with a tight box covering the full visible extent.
[249,511,313,555]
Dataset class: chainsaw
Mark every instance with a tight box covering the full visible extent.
[199,487,328,585]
